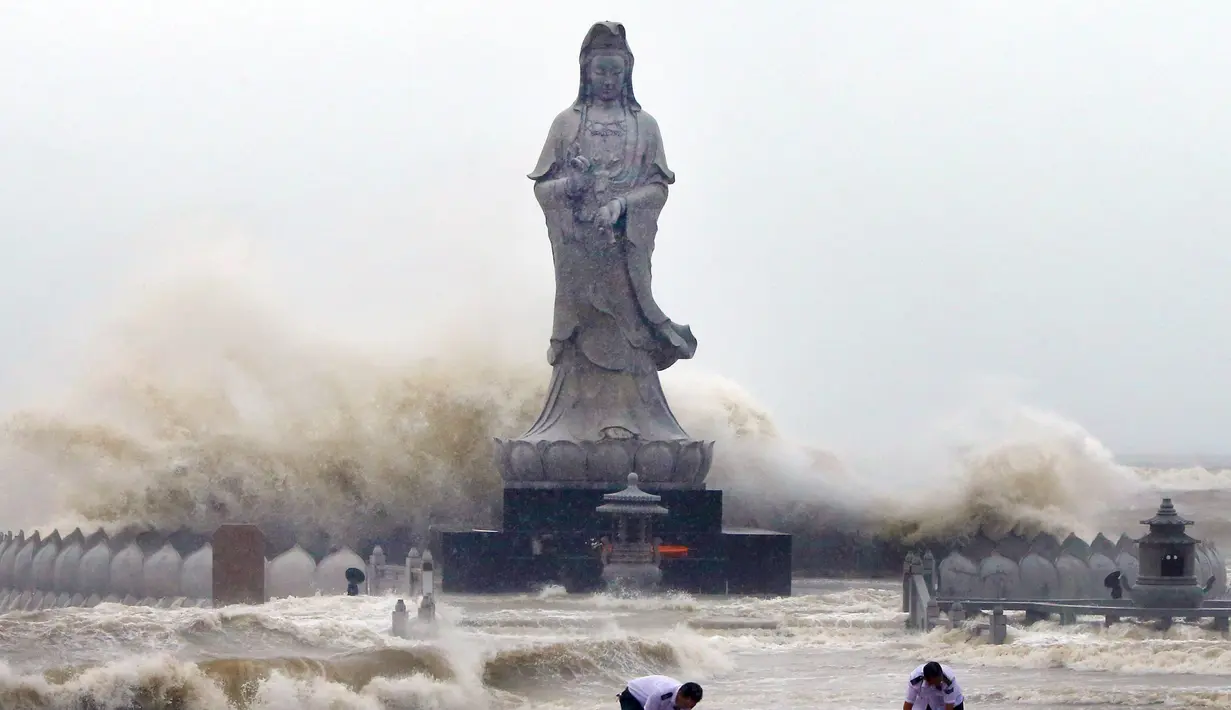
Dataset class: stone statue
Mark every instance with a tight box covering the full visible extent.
[496,22,713,489]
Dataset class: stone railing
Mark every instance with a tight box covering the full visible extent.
[901,552,940,631]
[0,526,435,612]
[902,547,1231,642]
[920,531,1227,601]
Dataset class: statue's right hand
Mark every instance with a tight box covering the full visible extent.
[565,167,595,197]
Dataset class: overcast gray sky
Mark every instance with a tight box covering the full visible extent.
[2,1,1230,456]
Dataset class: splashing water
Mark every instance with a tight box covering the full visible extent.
[0,253,1153,548]
[0,242,1227,710]
[4,583,1231,709]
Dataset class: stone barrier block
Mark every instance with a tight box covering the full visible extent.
[267,545,317,599]
[316,548,365,595]
[181,544,213,599]
[212,524,267,606]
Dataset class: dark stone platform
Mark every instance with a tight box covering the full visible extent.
[502,488,722,535]
[439,488,792,596]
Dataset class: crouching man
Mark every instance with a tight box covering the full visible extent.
[618,675,703,710]
[904,661,965,710]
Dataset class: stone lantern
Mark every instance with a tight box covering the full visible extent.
[596,473,669,589]
[1129,497,1209,609]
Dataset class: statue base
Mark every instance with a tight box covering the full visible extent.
[438,487,792,595]
[495,437,715,490]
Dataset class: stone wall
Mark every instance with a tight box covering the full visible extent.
[0,525,418,612]
[927,531,1228,600]
[6,524,1223,606]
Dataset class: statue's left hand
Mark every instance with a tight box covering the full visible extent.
[596,198,624,228]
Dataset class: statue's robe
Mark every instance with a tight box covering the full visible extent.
[523,104,696,442]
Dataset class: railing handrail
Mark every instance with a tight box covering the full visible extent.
[904,570,939,631]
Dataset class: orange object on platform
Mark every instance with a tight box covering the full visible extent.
[658,545,689,558]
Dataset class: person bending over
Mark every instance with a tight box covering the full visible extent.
[618,675,703,710]
[904,661,965,710]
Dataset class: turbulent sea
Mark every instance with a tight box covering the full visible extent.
[2,269,1230,708]
[0,470,1229,710]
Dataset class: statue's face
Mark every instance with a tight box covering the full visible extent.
[587,54,626,102]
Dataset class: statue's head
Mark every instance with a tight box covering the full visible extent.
[575,21,640,111]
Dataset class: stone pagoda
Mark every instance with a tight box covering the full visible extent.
[596,473,668,589]
[1130,497,1211,609]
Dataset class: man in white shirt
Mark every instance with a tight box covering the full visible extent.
[618,675,704,710]
[904,661,965,710]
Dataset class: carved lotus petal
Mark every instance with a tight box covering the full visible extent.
[33,541,61,590]
[1017,552,1059,598]
[493,438,513,478]
[977,552,1021,599]
[937,552,978,598]
[1195,546,1213,583]
[542,441,586,481]
[0,544,15,588]
[54,543,84,594]
[110,544,146,597]
[267,545,319,599]
[634,441,678,483]
[143,544,184,598]
[1114,552,1139,588]
[1089,533,1116,559]
[695,441,715,484]
[1054,554,1091,598]
[13,543,36,591]
[507,440,544,480]
[78,543,113,595]
[589,440,634,481]
[674,441,705,482]
[181,545,213,600]
[1086,553,1116,598]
